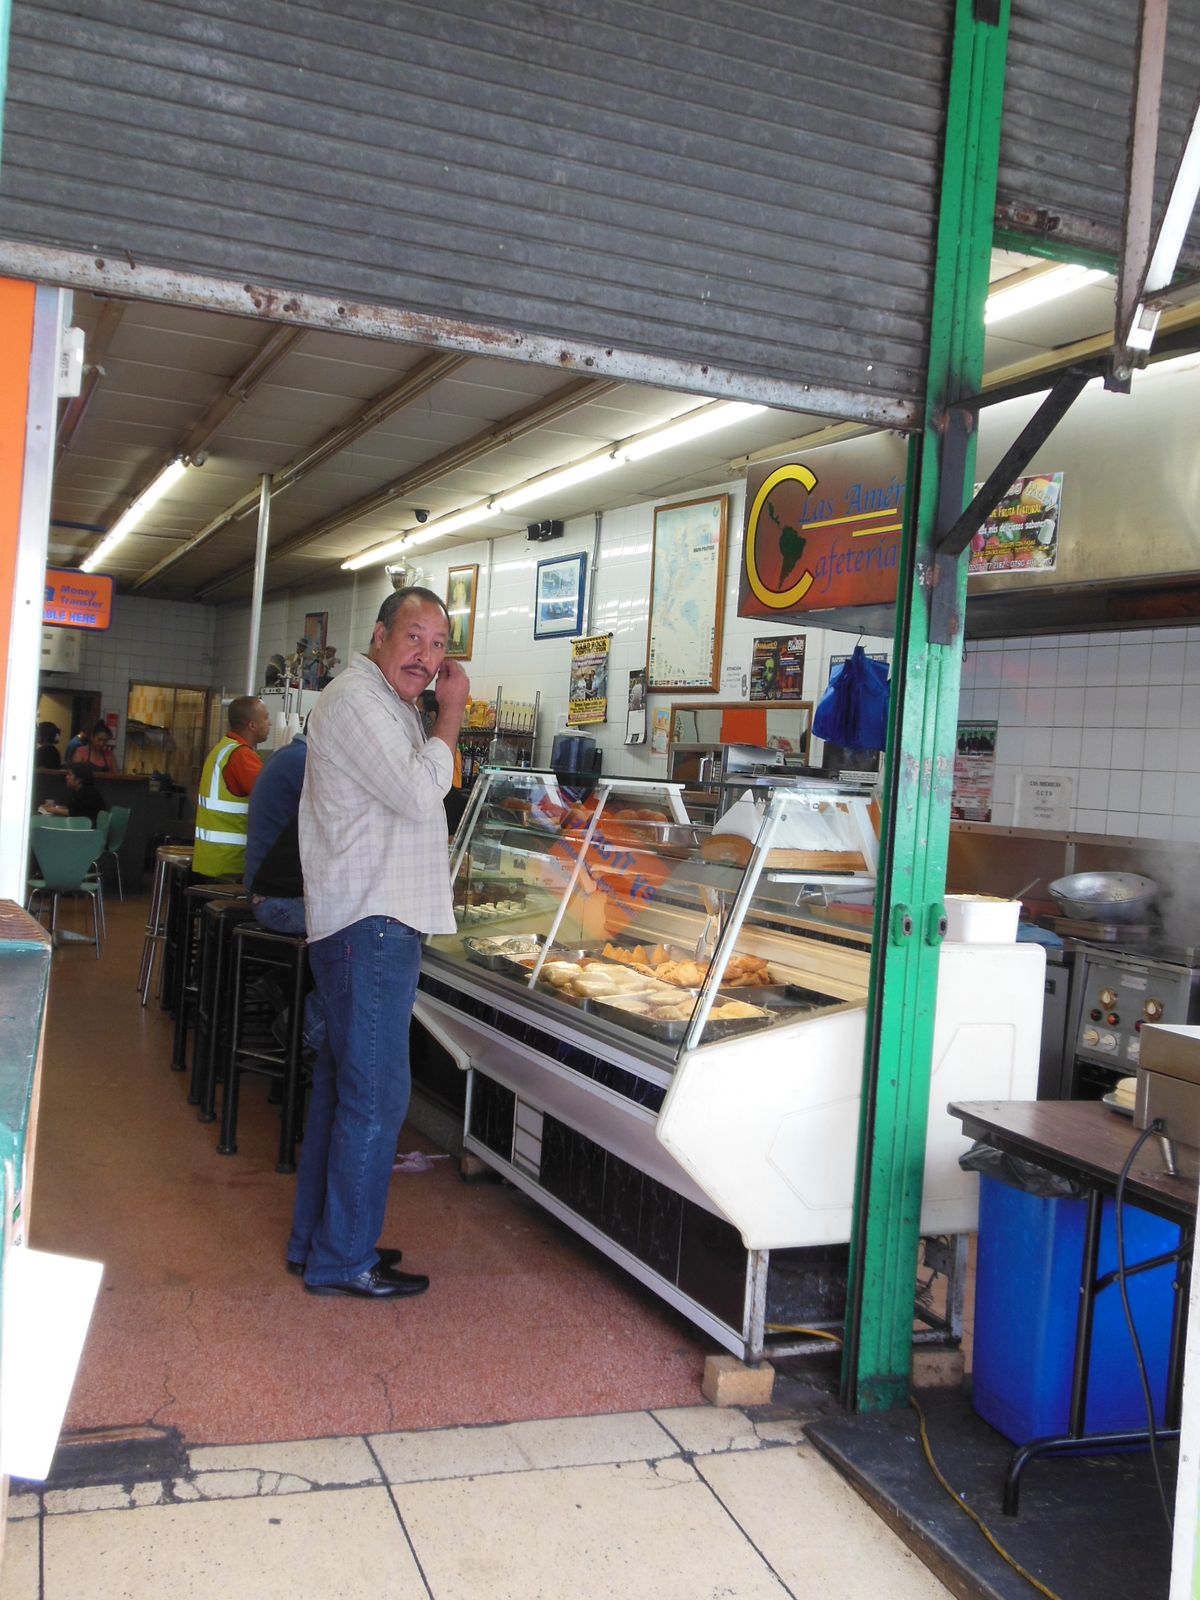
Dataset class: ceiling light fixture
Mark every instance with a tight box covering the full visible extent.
[340,398,767,569]
[492,452,621,512]
[80,457,190,573]
[341,503,497,571]
[617,400,767,461]
[984,263,1109,326]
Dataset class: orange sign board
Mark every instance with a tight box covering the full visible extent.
[738,441,907,621]
[44,569,115,630]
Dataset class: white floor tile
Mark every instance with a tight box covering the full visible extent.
[187,1436,379,1490]
[651,1405,802,1455]
[696,1445,953,1598]
[0,1519,39,1600]
[371,1410,671,1484]
[40,1486,423,1600]
[396,1457,786,1600]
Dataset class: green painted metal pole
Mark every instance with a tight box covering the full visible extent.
[0,0,10,168]
[842,0,1010,1414]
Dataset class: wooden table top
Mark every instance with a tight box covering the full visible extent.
[949,1099,1199,1223]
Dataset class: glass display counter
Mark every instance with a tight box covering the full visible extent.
[417,769,1043,1360]
[427,770,877,1064]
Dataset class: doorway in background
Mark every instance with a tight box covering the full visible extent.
[125,683,211,788]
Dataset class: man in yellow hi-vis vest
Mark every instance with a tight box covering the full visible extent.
[192,695,272,879]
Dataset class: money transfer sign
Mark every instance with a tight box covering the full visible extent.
[44,569,114,630]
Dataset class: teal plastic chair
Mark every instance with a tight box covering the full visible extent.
[26,827,106,957]
[99,804,130,899]
[31,814,108,935]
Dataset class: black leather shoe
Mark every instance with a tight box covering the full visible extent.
[287,1246,402,1276]
[304,1264,429,1298]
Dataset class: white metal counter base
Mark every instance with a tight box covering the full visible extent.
[415,938,1044,1361]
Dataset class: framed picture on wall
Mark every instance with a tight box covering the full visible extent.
[646,494,729,691]
[534,551,587,640]
[445,565,478,660]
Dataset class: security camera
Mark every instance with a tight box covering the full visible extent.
[413,508,430,524]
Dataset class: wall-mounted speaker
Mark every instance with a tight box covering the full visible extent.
[526,519,564,542]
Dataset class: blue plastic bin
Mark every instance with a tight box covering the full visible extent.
[972,1174,1181,1444]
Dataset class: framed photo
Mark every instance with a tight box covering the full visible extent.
[534,551,587,640]
[647,494,728,692]
[445,564,478,660]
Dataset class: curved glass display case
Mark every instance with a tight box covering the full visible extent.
[425,768,878,1065]
[415,767,1041,1363]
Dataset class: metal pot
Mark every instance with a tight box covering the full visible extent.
[1047,871,1159,924]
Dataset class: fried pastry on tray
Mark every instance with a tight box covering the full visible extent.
[708,999,767,1020]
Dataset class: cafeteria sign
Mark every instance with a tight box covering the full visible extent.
[44,569,114,630]
[738,435,907,627]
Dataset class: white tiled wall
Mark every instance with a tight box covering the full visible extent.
[40,597,216,765]
[959,627,1200,841]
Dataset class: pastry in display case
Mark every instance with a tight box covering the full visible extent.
[428,770,876,1061]
[416,768,1044,1361]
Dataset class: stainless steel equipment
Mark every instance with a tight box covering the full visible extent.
[1068,942,1200,1099]
[1037,946,1074,1099]
[1135,1025,1200,1179]
[1049,871,1158,924]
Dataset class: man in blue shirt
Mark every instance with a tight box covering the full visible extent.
[245,733,307,936]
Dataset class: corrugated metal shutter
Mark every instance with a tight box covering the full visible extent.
[0,0,953,428]
[998,0,1200,263]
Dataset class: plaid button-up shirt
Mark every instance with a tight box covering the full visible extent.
[300,652,456,943]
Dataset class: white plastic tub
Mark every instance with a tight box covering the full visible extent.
[944,894,1021,943]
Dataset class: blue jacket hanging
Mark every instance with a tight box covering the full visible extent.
[813,645,890,751]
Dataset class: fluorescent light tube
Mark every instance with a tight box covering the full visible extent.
[493,454,620,512]
[618,401,766,462]
[80,457,189,572]
[984,264,1108,326]
[341,504,497,570]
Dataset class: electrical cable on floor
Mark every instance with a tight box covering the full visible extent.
[910,1391,1064,1600]
[1114,1118,1175,1539]
[769,1323,1064,1597]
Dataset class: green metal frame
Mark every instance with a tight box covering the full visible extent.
[842,0,1010,1413]
[992,226,1119,275]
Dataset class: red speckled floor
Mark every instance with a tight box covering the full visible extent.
[30,896,707,1445]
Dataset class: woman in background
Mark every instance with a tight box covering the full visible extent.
[39,763,105,826]
[71,722,119,775]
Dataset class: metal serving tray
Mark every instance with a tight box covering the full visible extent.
[722,982,835,1011]
[463,933,546,972]
[586,989,774,1043]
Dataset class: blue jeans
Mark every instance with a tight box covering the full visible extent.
[252,896,307,936]
[287,916,421,1285]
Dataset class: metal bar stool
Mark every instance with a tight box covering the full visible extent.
[189,897,258,1120]
[171,883,245,1072]
[219,923,311,1174]
[137,844,192,1006]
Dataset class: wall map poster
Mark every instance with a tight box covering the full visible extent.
[738,435,907,627]
[646,495,728,691]
[952,721,997,822]
[568,633,611,726]
[968,471,1063,575]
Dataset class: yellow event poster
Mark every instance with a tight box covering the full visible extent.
[568,633,611,726]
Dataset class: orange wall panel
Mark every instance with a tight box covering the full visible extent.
[0,279,37,753]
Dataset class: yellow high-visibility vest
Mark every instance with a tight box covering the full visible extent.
[192,736,251,877]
